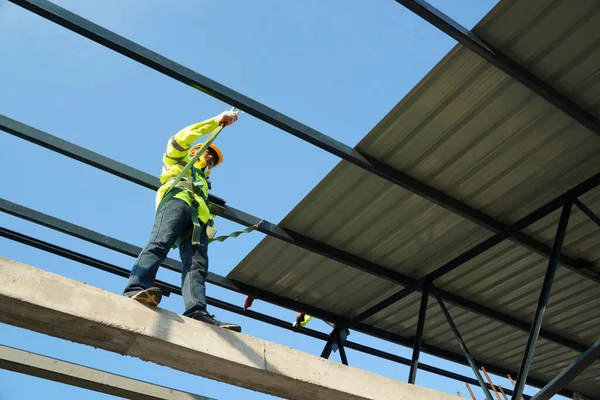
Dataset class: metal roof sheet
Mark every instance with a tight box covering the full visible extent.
[229,0,600,396]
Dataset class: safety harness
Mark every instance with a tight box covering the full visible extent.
[158,157,260,248]
[157,164,210,247]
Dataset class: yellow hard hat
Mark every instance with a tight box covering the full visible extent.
[191,142,223,167]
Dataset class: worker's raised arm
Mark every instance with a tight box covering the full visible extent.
[163,110,238,165]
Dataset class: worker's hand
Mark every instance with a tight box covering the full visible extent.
[214,110,238,126]
[293,312,305,329]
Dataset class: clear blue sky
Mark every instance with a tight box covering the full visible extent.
[0,1,566,399]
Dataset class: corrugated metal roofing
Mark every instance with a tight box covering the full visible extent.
[228,0,600,397]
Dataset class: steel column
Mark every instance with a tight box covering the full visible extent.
[6,0,599,282]
[511,201,573,400]
[432,286,494,400]
[574,198,600,228]
[336,330,349,366]
[394,0,600,138]
[530,339,600,400]
[408,283,429,384]
[320,328,339,359]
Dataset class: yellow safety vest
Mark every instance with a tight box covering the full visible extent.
[155,118,220,224]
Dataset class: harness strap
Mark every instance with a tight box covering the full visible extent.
[208,222,261,244]
[190,211,203,245]
[157,165,260,248]
[157,179,207,248]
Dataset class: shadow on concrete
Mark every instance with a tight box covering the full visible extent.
[149,306,268,372]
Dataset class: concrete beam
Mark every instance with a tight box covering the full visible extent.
[0,257,461,400]
[0,344,214,399]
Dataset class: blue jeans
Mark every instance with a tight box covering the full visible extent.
[124,198,209,317]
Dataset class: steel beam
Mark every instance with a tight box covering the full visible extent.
[6,0,598,280]
[395,0,600,138]
[512,201,573,400]
[531,339,600,400]
[0,114,416,286]
[0,225,569,398]
[574,199,600,229]
[347,176,600,327]
[1,196,591,357]
[408,283,429,384]
[0,115,223,204]
[0,117,594,356]
[0,345,214,400]
[0,191,592,356]
[432,286,494,400]
[0,225,326,337]
[0,227,534,397]
[0,2,594,396]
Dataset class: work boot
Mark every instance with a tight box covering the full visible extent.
[192,313,242,332]
[124,287,163,307]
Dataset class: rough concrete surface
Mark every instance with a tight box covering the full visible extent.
[0,257,460,400]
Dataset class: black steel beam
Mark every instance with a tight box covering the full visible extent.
[6,0,598,281]
[0,117,593,357]
[0,222,571,398]
[0,115,224,208]
[432,286,494,400]
[408,283,429,384]
[574,199,600,229]
[0,226,325,345]
[0,114,413,286]
[512,202,573,400]
[0,2,594,396]
[395,0,600,138]
[7,190,594,345]
[0,194,591,357]
[531,339,600,400]
[5,0,372,164]
[347,174,600,327]
[0,225,318,332]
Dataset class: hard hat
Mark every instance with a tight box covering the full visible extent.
[190,142,223,167]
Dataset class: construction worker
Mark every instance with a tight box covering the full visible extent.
[123,110,241,332]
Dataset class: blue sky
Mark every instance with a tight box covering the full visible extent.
[0,0,566,399]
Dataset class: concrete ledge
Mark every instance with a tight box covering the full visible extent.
[0,344,214,400]
[0,257,459,400]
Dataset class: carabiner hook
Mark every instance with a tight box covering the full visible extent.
[230,106,245,116]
